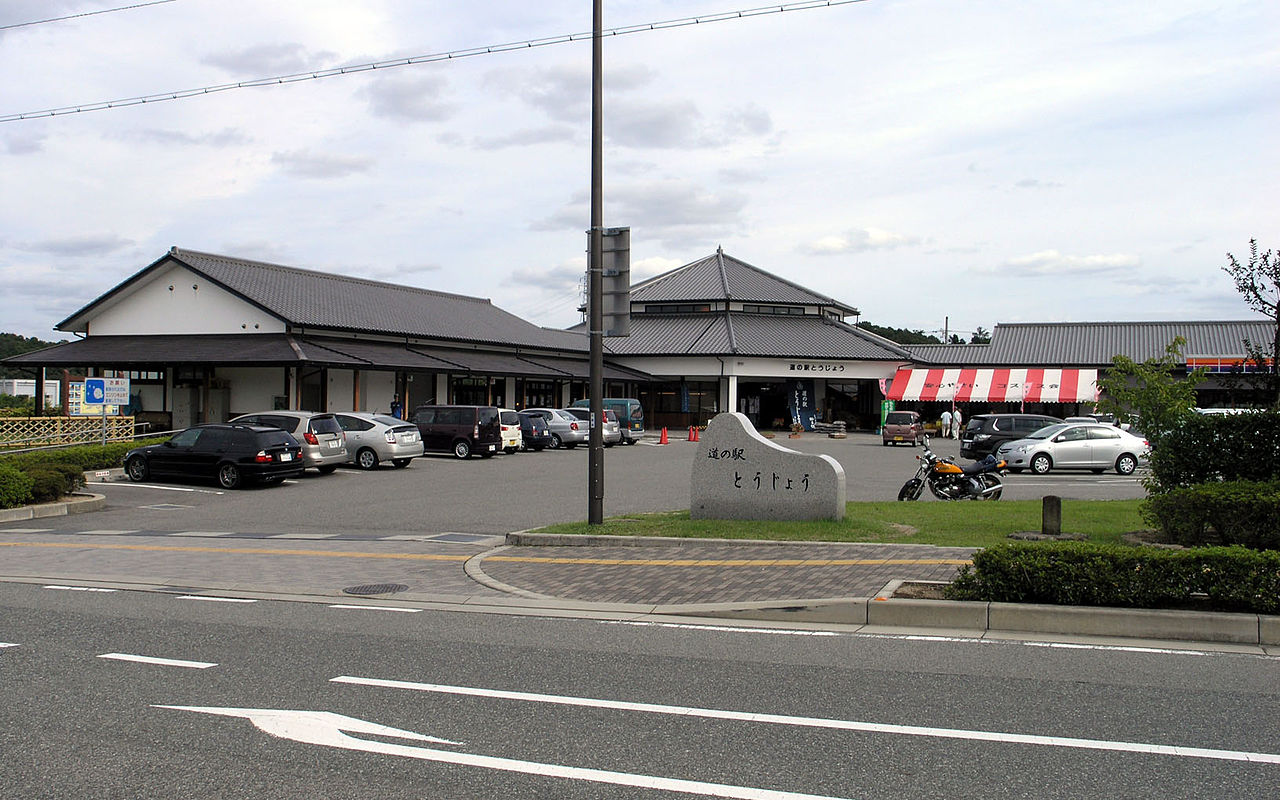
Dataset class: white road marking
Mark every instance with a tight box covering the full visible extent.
[0,528,52,533]
[44,585,117,592]
[157,705,848,800]
[104,483,224,494]
[177,595,258,603]
[332,676,1280,765]
[1,642,18,648]
[169,531,238,537]
[268,533,340,539]
[99,652,217,669]
[72,530,136,535]
[327,604,420,613]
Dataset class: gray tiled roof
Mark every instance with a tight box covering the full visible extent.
[906,320,1276,366]
[59,248,588,352]
[600,312,912,360]
[631,249,858,313]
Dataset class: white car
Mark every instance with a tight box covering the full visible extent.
[562,407,622,446]
[995,422,1149,476]
[332,412,424,469]
[499,409,523,453]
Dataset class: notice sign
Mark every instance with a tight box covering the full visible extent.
[72,378,128,416]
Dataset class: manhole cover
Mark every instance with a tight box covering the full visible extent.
[343,583,410,596]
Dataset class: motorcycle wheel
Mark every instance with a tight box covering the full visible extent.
[979,473,1003,500]
[897,479,921,501]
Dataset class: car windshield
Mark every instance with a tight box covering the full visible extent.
[886,412,914,425]
[1027,423,1071,440]
[310,416,342,435]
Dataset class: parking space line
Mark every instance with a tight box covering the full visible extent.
[328,605,421,613]
[72,530,137,536]
[169,531,239,537]
[177,595,258,603]
[44,585,118,592]
[268,533,341,540]
[98,652,217,669]
[0,541,471,562]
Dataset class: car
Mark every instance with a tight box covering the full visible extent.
[521,408,588,449]
[228,411,348,473]
[995,422,1150,475]
[570,398,645,444]
[411,404,502,458]
[499,409,523,453]
[959,413,1062,460]
[517,411,555,452]
[881,410,926,446]
[562,407,622,446]
[124,423,304,489]
[333,412,424,469]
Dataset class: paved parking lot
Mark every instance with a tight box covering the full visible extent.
[34,433,1149,539]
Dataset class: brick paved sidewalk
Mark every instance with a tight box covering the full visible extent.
[475,541,976,604]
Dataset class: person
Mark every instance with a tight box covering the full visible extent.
[950,407,962,439]
[390,394,403,420]
[939,409,952,437]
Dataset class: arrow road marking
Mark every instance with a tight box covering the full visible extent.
[156,706,853,800]
[331,676,1280,766]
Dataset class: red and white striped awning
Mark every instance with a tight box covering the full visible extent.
[885,367,1099,403]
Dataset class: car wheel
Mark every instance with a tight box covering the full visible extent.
[453,440,472,459]
[318,465,338,475]
[356,448,380,470]
[126,456,149,482]
[1116,454,1137,476]
[391,458,411,468]
[1030,453,1052,475]
[550,434,562,449]
[217,463,242,489]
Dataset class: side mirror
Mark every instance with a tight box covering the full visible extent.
[163,440,175,448]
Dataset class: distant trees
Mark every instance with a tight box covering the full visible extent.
[0,333,61,379]
[855,322,944,345]
[1223,240,1280,409]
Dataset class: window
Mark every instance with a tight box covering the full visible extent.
[171,428,202,447]
[644,303,712,314]
[741,304,805,316]
[1088,426,1120,440]
[337,415,374,433]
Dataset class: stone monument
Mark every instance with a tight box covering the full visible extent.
[691,412,846,521]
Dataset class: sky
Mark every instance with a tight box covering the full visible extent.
[1,0,1276,343]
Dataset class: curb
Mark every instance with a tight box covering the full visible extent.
[0,493,106,523]
[505,532,975,550]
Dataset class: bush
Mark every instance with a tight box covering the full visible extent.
[25,467,70,503]
[1148,411,1280,490]
[1142,480,1280,549]
[945,541,1280,614]
[0,440,148,472]
[0,462,34,509]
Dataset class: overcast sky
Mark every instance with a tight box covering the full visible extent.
[1,0,1276,343]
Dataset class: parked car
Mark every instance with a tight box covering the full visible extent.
[499,409,523,453]
[228,411,348,473]
[333,412,424,469]
[959,413,1062,460]
[570,398,645,444]
[411,404,502,458]
[995,422,1150,475]
[517,411,555,452]
[124,423,304,489]
[562,407,622,446]
[881,410,926,446]
[522,408,588,449]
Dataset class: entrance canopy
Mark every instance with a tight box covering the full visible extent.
[886,367,1099,403]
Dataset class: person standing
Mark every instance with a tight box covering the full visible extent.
[939,409,952,439]
[950,406,962,439]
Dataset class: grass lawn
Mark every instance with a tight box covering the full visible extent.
[533,499,1149,549]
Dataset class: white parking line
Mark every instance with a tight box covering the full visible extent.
[44,585,118,592]
[169,531,239,537]
[331,677,1280,765]
[328,604,421,613]
[177,595,258,603]
[70,530,136,536]
[0,528,52,533]
[98,652,217,669]
[102,483,224,494]
[269,533,340,539]
[1,642,18,649]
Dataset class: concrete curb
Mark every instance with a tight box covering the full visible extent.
[0,493,106,523]
[505,531,975,550]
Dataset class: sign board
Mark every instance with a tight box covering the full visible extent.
[70,381,122,417]
[86,377,130,405]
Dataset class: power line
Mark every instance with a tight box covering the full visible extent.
[1,0,867,123]
[1,0,177,31]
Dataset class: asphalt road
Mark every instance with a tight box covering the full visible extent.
[43,434,1147,538]
[2,581,1275,799]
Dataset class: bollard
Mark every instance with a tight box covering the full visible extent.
[1042,495,1062,537]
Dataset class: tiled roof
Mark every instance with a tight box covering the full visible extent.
[59,248,588,352]
[906,320,1276,366]
[631,249,858,313]
[600,312,912,360]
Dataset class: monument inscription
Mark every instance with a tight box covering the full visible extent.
[691,412,845,521]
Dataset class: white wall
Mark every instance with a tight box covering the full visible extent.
[88,263,286,335]
[362,371,397,414]
[328,370,354,412]
[218,367,283,415]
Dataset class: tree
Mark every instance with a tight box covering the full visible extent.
[1223,239,1280,409]
[854,321,942,345]
[970,326,991,344]
[0,333,62,380]
[1096,337,1205,446]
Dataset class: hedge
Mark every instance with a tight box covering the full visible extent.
[0,462,34,508]
[1142,480,1280,550]
[1148,411,1280,491]
[0,440,147,472]
[945,541,1280,614]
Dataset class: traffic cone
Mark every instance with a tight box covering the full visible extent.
[687,426,695,441]
[658,427,668,445]
[691,426,700,442]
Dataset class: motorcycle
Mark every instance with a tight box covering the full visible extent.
[897,436,1007,501]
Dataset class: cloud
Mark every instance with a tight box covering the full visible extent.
[3,131,44,155]
[200,43,337,76]
[271,150,373,179]
[352,262,443,282]
[1014,178,1063,189]
[362,73,457,122]
[116,128,251,147]
[512,259,586,294]
[15,235,134,257]
[993,250,1141,276]
[802,228,921,255]
[471,125,577,150]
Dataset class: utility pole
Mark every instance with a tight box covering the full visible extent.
[587,0,604,524]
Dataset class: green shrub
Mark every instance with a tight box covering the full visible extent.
[0,440,151,472]
[25,467,70,503]
[1142,480,1280,549]
[1148,411,1280,490]
[946,541,1280,614]
[0,462,34,509]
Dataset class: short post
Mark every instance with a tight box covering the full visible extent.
[1042,495,1062,537]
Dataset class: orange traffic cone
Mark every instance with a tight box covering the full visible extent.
[691,426,700,442]
[687,426,695,441]
[658,427,668,445]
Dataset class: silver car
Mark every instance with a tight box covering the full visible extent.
[995,422,1149,476]
[522,408,588,449]
[562,407,622,446]
[333,412,424,469]
[228,410,348,473]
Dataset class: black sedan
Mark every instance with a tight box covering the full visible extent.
[124,424,304,489]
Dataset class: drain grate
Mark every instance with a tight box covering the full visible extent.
[343,583,410,596]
